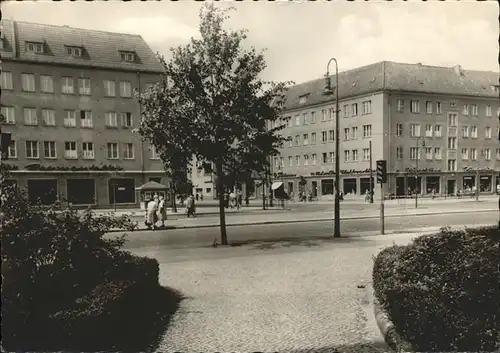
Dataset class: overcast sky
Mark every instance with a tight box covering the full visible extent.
[3,1,498,84]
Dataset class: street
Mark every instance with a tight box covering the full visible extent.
[119,210,497,250]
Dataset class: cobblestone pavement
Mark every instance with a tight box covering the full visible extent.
[139,235,415,352]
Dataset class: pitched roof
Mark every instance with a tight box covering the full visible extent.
[0,19,164,73]
[284,61,500,111]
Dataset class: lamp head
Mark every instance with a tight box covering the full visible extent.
[323,74,333,96]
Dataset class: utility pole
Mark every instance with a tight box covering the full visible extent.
[369,140,374,203]
[475,168,479,201]
[415,137,425,209]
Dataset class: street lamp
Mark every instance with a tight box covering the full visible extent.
[415,137,425,209]
[323,57,341,238]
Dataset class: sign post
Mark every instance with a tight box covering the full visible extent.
[376,160,387,235]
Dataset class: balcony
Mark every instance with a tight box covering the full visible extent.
[447,126,457,137]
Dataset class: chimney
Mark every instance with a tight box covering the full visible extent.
[453,65,463,77]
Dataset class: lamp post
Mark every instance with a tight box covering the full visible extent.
[415,137,425,209]
[324,57,341,238]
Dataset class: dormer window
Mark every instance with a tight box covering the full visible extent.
[491,85,500,93]
[299,94,309,104]
[66,46,82,57]
[120,51,135,62]
[26,41,44,54]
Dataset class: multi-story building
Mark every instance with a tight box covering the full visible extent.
[272,61,500,199]
[0,20,167,208]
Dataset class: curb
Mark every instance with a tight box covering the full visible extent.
[373,295,414,352]
[106,208,496,232]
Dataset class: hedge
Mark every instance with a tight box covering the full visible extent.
[373,226,500,352]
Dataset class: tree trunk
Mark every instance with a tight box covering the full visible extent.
[216,162,228,245]
[262,179,266,210]
[171,187,177,213]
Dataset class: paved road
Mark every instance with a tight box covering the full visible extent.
[126,230,424,352]
[119,210,497,250]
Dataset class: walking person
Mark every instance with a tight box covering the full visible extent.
[237,191,242,210]
[186,194,196,218]
[158,195,167,228]
[145,195,159,230]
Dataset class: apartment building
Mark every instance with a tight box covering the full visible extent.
[0,20,166,208]
[272,61,500,199]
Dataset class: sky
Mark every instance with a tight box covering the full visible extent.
[3,1,498,84]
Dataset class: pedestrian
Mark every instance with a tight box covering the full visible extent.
[145,195,159,230]
[237,191,243,209]
[186,194,196,218]
[196,193,199,201]
[158,195,167,227]
[365,190,370,202]
[200,193,204,201]
[229,191,236,208]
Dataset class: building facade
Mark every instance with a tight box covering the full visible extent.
[0,20,167,208]
[272,61,500,199]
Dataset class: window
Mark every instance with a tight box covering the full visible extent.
[26,42,44,53]
[295,115,300,126]
[107,143,119,159]
[310,111,316,124]
[396,123,403,136]
[484,148,491,160]
[295,155,300,167]
[462,125,469,138]
[295,135,300,146]
[311,132,317,144]
[22,74,35,92]
[362,124,372,138]
[448,137,457,149]
[80,110,93,128]
[471,126,478,138]
[470,148,477,160]
[447,159,456,172]
[1,71,13,90]
[344,150,350,162]
[23,108,38,125]
[312,154,317,165]
[471,104,478,116]
[150,145,160,159]
[436,101,442,114]
[121,112,133,128]
[303,113,309,125]
[120,51,135,62]
[461,148,469,160]
[304,154,309,165]
[8,140,17,159]
[120,81,132,97]
[447,113,458,126]
[410,100,420,113]
[42,109,56,126]
[43,141,57,159]
[82,142,94,159]
[396,99,404,112]
[105,112,118,127]
[38,75,54,93]
[328,130,334,141]
[279,157,284,168]
[362,100,372,114]
[434,125,442,137]
[303,133,309,145]
[352,149,358,162]
[434,147,442,160]
[363,148,370,161]
[410,147,420,160]
[321,109,327,122]
[343,105,349,118]
[485,126,492,139]
[64,110,76,127]
[425,124,433,137]
[463,104,469,115]
[123,143,134,159]
[64,142,77,159]
[425,147,433,160]
[344,128,350,140]
[329,152,334,163]
[26,141,39,159]
[288,136,292,148]
[351,103,358,116]
[496,148,500,160]
[486,105,492,117]
[396,146,403,159]
[329,108,335,120]
[285,116,292,128]
[321,131,327,143]
[351,126,358,139]
[66,46,82,57]
[321,153,328,164]
[1,106,15,124]
[274,157,279,168]
[104,80,116,97]
[78,78,91,95]
[288,156,293,167]
[61,77,74,94]
[426,101,432,114]
[410,124,421,137]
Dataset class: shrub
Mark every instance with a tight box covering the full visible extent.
[373,226,500,352]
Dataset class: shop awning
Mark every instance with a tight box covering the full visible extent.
[271,182,284,190]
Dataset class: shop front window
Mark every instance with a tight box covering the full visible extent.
[343,178,357,195]
[479,176,492,193]
[426,176,440,194]
[321,179,334,195]
[360,177,375,195]
[462,176,475,193]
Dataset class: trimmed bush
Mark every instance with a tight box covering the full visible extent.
[373,226,500,352]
